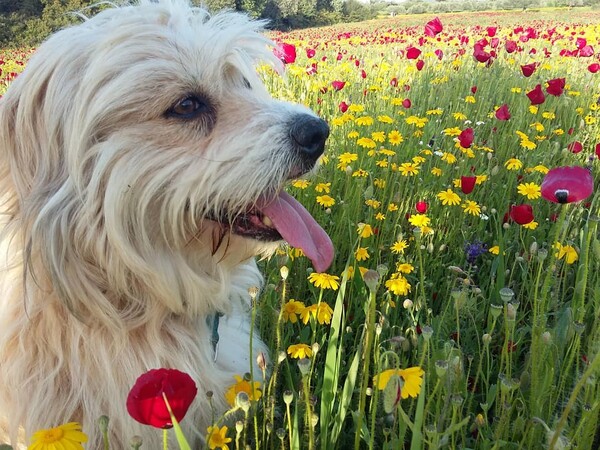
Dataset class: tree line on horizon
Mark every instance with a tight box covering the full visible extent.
[1,0,598,48]
[1,0,373,47]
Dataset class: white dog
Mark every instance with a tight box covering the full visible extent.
[0,0,333,447]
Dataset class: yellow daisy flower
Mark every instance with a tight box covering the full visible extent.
[301,302,334,325]
[29,423,88,450]
[316,195,335,207]
[355,116,374,126]
[504,158,523,170]
[287,343,313,359]
[437,189,461,206]
[357,223,374,238]
[408,214,430,228]
[308,272,340,290]
[554,242,579,264]
[385,275,411,296]
[365,198,381,209]
[314,182,331,193]
[388,130,404,145]
[523,220,539,230]
[441,152,457,164]
[443,127,462,136]
[399,162,420,176]
[372,131,386,142]
[207,425,233,450]
[517,182,541,200]
[292,179,310,189]
[355,247,370,261]
[357,137,376,148]
[374,367,424,399]
[461,200,481,216]
[396,263,414,274]
[391,240,408,254]
[282,299,306,323]
[224,375,262,407]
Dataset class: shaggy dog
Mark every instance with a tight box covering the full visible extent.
[0,0,333,447]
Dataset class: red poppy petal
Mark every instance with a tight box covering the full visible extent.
[541,166,594,204]
[461,176,477,194]
[510,204,534,225]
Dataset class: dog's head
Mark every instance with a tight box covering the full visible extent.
[0,0,333,318]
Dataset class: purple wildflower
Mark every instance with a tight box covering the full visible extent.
[465,240,488,265]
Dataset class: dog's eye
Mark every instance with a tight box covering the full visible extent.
[168,96,207,119]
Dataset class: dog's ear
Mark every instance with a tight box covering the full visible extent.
[0,59,69,211]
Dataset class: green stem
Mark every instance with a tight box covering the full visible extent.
[549,349,600,449]
[354,289,377,450]
[163,428,168,450]
[303,376,315,450]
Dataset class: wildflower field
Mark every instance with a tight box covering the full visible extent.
[2,6,600,450]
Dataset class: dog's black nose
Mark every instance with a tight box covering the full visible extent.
[290,114,330,162]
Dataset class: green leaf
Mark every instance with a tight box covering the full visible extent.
[162,393,192,450]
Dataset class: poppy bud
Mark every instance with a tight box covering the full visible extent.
[460,176,477,194]
[415,201,428,213]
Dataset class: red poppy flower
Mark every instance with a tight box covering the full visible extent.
[567,141,583,153]
[435,49,443,60]
[588,63,600,73]
[416,59,424,71]
[460,176,477,194]
[415,201,428,213]
[541,166,594,204]
[579,45,594,57]
[273,43,296,64]
[406,46,422,59]
[576,37,587,49]
[505,40,517,53]
[510,204,534,225]
[546,77,566,96]
[473,44,491,63]
[402,98,411,108]
[126,368,198,429]
[596,143,600,158]
[526,84,545,105]
[390,77,398,87]
[471,86,477,94]
[458,128,474,148]
[306,48,316,58]
[331,80,346,91]
[495,104,511,121]
[339,101,349,113]
[520,63,537,77]
[487,26,497,37]
[424,17,443,37]
[360,69,367,79]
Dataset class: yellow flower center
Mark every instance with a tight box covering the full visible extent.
[40,427,64,443]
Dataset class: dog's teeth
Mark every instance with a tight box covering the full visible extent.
[262,215,273,227]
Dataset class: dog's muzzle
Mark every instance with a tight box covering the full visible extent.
[208,114,334,272]
[289,114,330,166]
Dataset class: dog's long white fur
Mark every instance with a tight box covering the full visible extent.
[0,1,318,447]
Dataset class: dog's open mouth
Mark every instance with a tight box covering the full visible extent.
[230,209,282,241]
[215,191,334,273]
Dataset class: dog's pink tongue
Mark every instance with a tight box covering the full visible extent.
[258,191,334,273]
